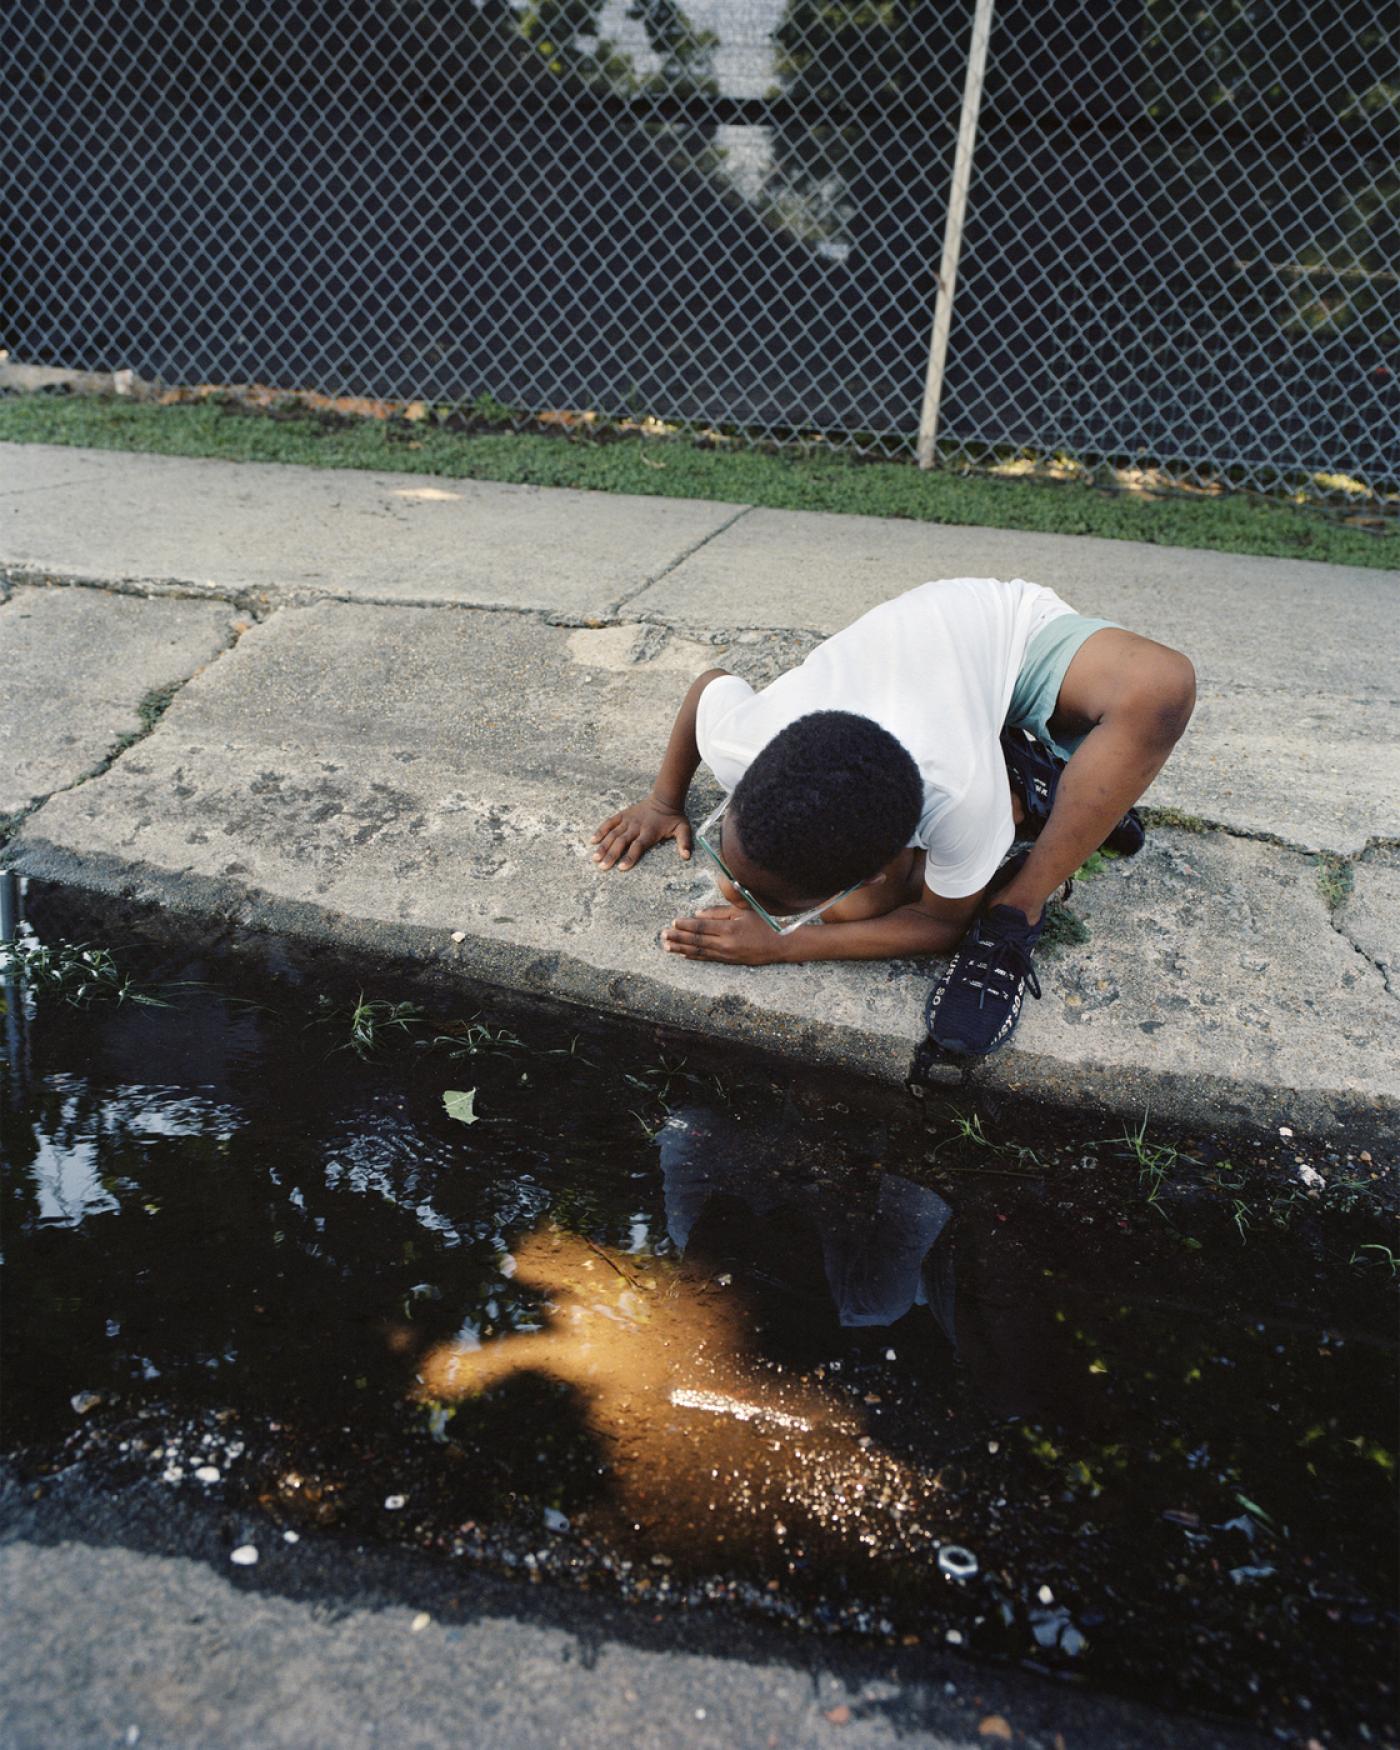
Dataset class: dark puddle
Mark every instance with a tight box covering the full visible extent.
[2,882,1396,1746]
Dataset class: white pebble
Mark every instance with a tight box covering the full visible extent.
[411,1612,431,1632]
[230,1545,258,1566]
[695,1709,707,1720]
[450,931,466,943]
[1037,1584,1055,1604]
[282,1529,300,1544]
[945,1628,964,1644]
[885,1349,896,1361]
[1278,1126,1294,1138]
[194,1466,221,1484]
[384,1494,407,1511]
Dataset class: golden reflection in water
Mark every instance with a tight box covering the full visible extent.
[411,1225,954,1569]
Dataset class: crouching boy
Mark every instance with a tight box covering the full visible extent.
[591,576,1195,1057]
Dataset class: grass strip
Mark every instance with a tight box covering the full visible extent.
[1,394,1394,570]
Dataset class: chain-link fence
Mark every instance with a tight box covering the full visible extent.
[3,1,1396,498]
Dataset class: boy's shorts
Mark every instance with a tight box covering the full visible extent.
[1006,597,1120,762]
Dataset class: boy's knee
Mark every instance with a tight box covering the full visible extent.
[1138,649,1196,748]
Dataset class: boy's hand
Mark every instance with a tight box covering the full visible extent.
[591,796,692,871]
[662,905,788,966]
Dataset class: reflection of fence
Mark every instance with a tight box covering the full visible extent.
[2,0,1395,498]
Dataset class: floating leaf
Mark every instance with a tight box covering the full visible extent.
[443,1088,479,1125]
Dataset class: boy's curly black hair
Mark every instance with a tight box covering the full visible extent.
[730,711,922,896]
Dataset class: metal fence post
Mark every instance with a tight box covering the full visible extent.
[917,0,996,470]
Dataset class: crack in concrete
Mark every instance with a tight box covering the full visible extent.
[1140,810,1366,861]
[604,505,755,617]
[1328,910,1397,1003]
[0,565,822,645]
[0,565,279,620]
[0,609,250,855]
[1313,847,1398,1005]
[0,474,106,501]
[0,566,666,627]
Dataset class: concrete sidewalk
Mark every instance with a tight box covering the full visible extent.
[2,443,1397,1143]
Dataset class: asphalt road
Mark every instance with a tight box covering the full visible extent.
[0,1466,1272,1750]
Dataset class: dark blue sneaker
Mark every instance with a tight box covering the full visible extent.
[925,903,1044,1057]
[1103,806,1147,856]
[1000,727,1146,856]
[1000,726,1062,834]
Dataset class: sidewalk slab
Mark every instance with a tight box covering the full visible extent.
[0,584,238,817]
[3,447,1395,853]
[1149,688,1390,854]
[632,507,1400,679]
[12,602,1396,1145]
[0,445,745,616]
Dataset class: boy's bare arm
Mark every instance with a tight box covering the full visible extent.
[662,886,982,966]
[784,887,979,961]
[591,669,730,872]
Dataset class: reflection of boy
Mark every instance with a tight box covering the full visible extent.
[658,1109,953,1330]
[593,577,1194,1056]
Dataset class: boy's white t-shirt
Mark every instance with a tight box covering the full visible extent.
[694,576,1072,899]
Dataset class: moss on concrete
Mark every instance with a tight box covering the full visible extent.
[1315,853,1356,913]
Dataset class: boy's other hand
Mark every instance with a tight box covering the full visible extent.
[591,797,692,871]
[662,905,787,966]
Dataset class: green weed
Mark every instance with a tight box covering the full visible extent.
[310,994,525,1059]
[429,1016,524,1057]
[1,937,170,1007]
[1116,1113,1186,1177]
[1109,1114,1199,1224]
[929,1109,1044,1173]
[1349,1243,1399,1275]
[537,1032,602,1067]
[622,1052,701,1113]
[938,1110,993,1152]
[335,994,428,1057]
[470,390,518,424]
[1073,850,1117,880]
